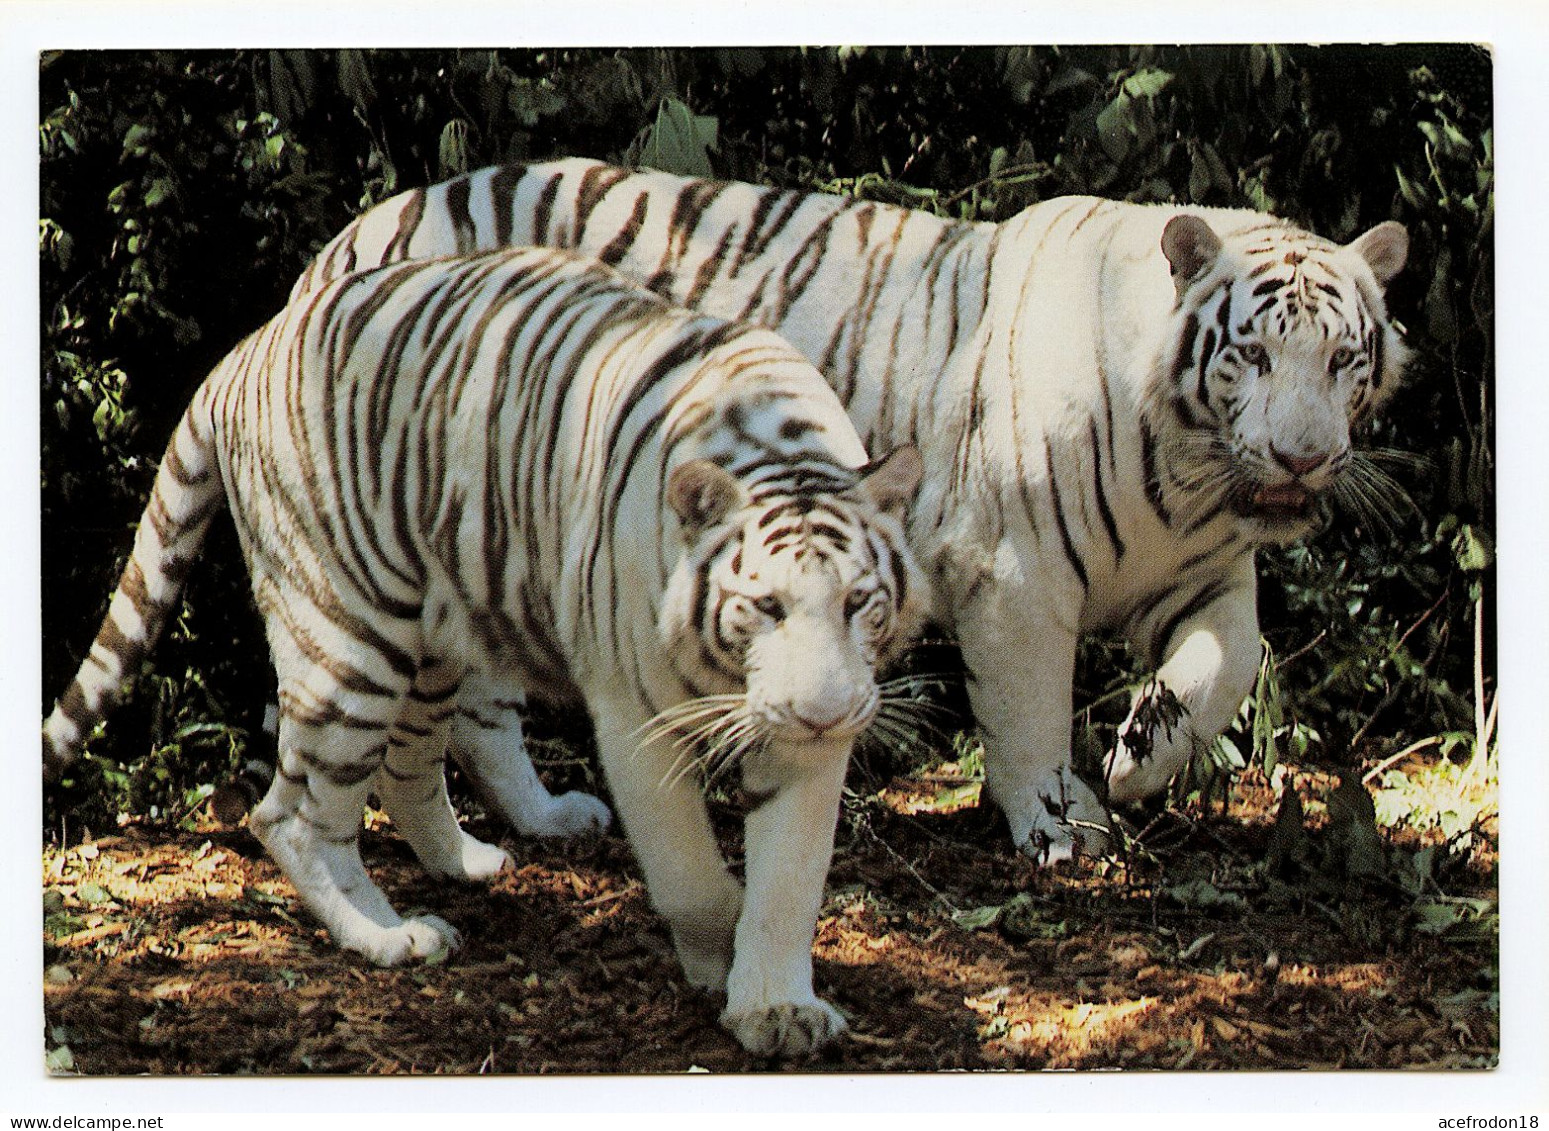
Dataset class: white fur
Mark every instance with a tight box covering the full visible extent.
[294,163,1409,865]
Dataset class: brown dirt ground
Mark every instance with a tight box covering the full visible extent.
[42,760,1498,1075]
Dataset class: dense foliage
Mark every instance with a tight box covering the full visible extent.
[40,46,1494,831]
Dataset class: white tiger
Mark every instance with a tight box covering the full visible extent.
[294,157,1411,862]
[44,247,929,1058]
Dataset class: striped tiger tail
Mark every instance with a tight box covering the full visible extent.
[43,386,225,780]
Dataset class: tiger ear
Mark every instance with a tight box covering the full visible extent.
[667,459,745,539]
[1348,220,1409,287]
[857,445,923,518]
[1161,214,1223,296]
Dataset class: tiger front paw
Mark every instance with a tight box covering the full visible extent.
[721,997,847,1059]
[351,914,463,968]
[1002,765,1112,865]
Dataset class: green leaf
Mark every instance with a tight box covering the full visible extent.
[1425,244,1457,343]
[633,97,719,178]
[1095,96,1131,163]
[1213,732,1247,771]
[1188,146,1211,203]
[1451,523,1493,572]
[507,76,566,128]
[336,49,376,110]
[142,178,174,208]
[1165,878,1246,911]
[121,122,153,155]
[998,894,1067,940]
[438,119,471,178]
[1122,68,1173,99]
[45,1045,76,1074]
[1248,44,1269,87]
[950,905,1002,931]
[1044,65,1097,97]
[1203,142,1233,195]
[1262,732,1280,779]
[76,881,114,906]
[1442,121,1471,155]
[1394,165,1427,210]
[1413,897,1495,938]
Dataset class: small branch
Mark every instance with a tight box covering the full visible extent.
[1361,735,1444,785]
[1274,629,1328,673]
[1470,585,1490,778]
[581,882,643,909]
[1348,604,1451,754]
[857,814,960,916]
[939,162,1049,207]
[1395,585,1451,660]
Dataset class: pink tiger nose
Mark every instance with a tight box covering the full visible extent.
[792,709,847,737]
[1270,446,1327,478]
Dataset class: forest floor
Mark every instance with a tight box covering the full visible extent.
[42,755,1498,1076]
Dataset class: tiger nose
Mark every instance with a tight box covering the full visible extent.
[791,707,851,738]
[1270,445,1327,478]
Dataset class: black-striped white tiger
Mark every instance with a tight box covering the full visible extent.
[294,158,1411,861]
[44,247,928,1058]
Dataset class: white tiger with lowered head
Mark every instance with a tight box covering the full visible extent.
[45,247,930,1058]
[294,158,1411,861]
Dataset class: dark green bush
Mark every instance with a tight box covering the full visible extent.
[40,46,1493,830]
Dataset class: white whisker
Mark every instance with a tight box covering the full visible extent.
[635,694,746,741]
[650,695,770,793]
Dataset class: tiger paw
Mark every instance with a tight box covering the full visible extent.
[405,829,513,882]
[527,790,613,838]
[352,914,463,968]
[1104,735,1187,804]
[721,997,847,1059]
[452,832,514,881]
[1003,765,1112,865]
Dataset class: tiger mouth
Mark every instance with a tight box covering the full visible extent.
[1247,483,1316,519]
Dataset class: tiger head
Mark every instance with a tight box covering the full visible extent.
[1158,213,1410,541]
[653,446,929,766]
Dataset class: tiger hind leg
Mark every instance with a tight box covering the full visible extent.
[450,670,612,838]
[375,659,513,881]
[250,678,460,967]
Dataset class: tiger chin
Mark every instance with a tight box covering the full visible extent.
[42,247,930,1060]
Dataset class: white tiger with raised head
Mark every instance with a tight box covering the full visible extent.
[44,247,929,1058]
[294,158,1411,862]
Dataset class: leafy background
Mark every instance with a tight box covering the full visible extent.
[40,46,1493,839]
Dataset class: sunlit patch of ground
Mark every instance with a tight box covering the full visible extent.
[876,759,982,816]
